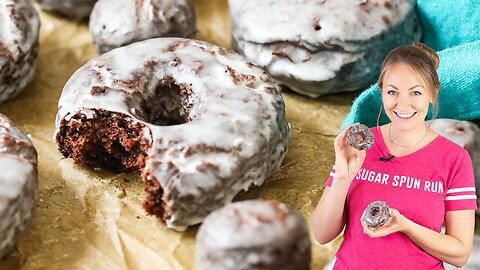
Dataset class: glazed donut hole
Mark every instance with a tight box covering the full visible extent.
[195,200,311,270]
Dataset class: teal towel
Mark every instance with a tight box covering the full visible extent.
[417,0,480,51]
[341,1,480,130]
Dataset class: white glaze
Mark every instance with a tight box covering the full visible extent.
[0,0,40,103]
[55,38,290,230]
[229,0,421,97]
[89,0,195,53]
[196,200,311,270]
[0,157,33,200]
[198,200,307,249]
[0,114,38,259]
[428,119,478,149]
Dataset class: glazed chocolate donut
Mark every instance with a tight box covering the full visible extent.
[347,123,374,150]
[428,119,480,153]
[54,38,290,230]
[362,201,390,228]
[36,0,97,20]
[229,0,421,97]
[89,0,196,54]
[196,200,311,270]
[428,119,480,209]
[0,0,40,103]
[0,114,38,259]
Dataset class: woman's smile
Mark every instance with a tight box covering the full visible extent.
[393,111,417,120]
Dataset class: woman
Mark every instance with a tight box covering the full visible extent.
[312,42,476,269]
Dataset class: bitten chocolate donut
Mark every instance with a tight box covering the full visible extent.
[229,0,421,97]
[54,38,290,231]
[0,114,38,259]
[347,123,374,150]
[362,201,390,228]
[196,200,311,270]
[36,0,97,20]
[0,0,40,103]
[89,0,196,54]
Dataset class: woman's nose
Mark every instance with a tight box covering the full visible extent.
[396,93,412,109]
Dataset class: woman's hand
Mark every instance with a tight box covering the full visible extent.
[361,208,411,237]
[333,124,367,182]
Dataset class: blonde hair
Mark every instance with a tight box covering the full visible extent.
[376,42,440,126]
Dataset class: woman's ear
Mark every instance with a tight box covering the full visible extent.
[431,87,439,103]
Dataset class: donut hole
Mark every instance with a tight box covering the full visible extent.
[455,126,465,132]
[356,133,364,141]
[371,207,380,216]
[135,76,193,126]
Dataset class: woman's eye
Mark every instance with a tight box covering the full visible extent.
[412,91,422,96]
[387,90,397,95]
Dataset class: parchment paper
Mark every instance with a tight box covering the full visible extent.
[0,0,384,269]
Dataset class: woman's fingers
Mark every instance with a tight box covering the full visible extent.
[342,124,351,141]
[354,150,367,164]
[389,208,399,217]
[334,133,341,148]
[335,125,352,149]
[384,216,394,227]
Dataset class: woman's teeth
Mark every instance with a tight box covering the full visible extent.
[395,112,416,119]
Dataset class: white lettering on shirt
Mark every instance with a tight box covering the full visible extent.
[353,168,442,194]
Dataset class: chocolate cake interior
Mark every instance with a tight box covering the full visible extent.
[56,76,193,173]
[143,169,171,221]
[56,109,151,172]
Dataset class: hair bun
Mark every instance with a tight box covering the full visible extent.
[413,42,440,69]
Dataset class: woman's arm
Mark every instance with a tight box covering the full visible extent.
[312,182,349,244]
[405,210,475,267]
[361,209,475,268]
[312,125,366,244]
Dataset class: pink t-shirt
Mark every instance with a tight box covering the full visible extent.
[325,126,477,270]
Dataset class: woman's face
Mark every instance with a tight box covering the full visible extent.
[381,63,433,132]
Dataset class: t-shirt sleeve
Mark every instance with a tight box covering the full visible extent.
[325,165,335,187]
[445,152,477,211]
